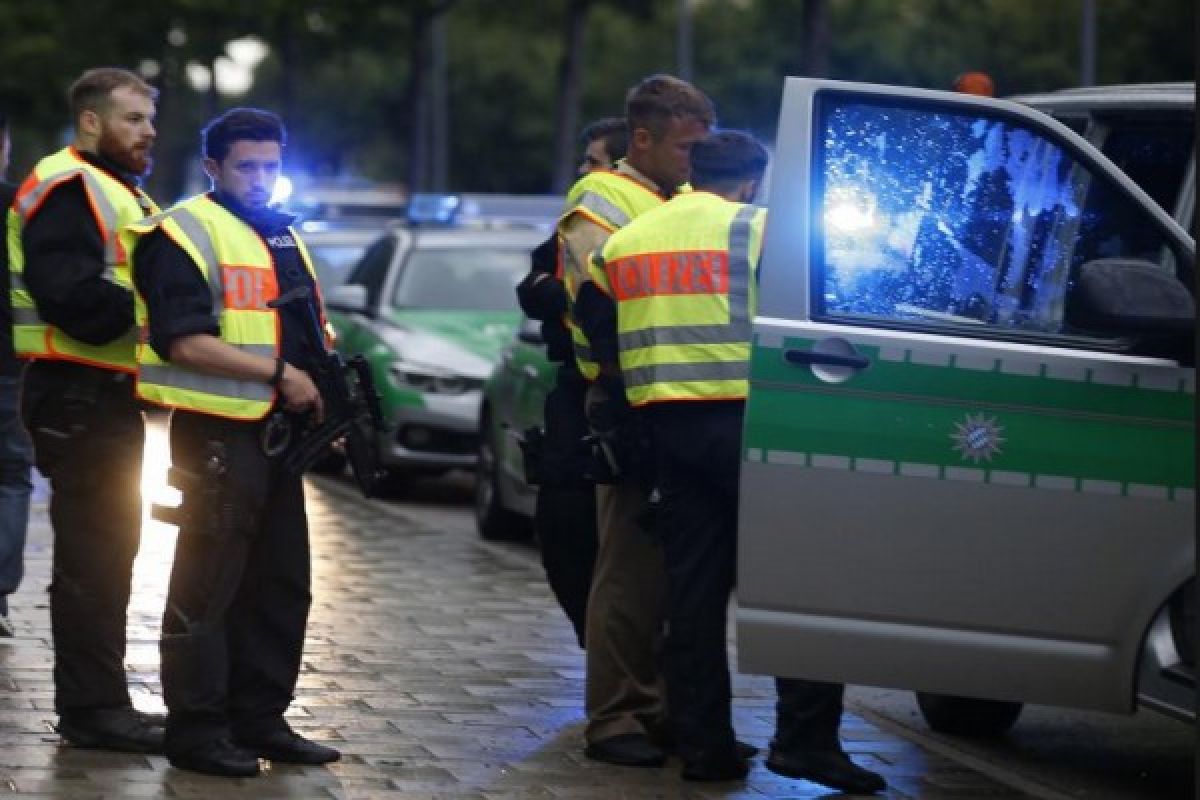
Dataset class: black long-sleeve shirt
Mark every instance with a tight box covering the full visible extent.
[132,191,322,372]
[20,150,148,348]
[515,233,574,363]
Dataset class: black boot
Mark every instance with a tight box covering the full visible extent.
[237,728,341,765]
[766,747,886,794]
[57,706,165,754]
[168,738,261,777]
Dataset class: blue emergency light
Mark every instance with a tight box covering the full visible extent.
[406,193,461,225]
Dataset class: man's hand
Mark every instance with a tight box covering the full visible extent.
[279,363,324,422]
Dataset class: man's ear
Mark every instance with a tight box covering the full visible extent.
[77,109,101,139]
[630,127,654,152]
[201,157,219,182]
[737,179,761,204]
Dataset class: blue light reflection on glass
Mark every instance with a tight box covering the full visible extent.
[817,99,1085,333]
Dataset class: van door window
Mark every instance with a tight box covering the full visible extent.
[1095,116,1193,213]
[813,95,1189,342]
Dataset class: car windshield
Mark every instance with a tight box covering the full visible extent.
[308,244,371,288]
[391,246,527,311]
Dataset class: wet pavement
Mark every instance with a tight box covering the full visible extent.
[0,469,1056,799]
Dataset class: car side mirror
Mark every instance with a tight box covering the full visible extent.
[1065,259,1194,352]
[516,318,544,345]
[326,284,371,315]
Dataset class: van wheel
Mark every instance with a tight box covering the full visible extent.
[915,692,1023,737]
[474,416,530,541]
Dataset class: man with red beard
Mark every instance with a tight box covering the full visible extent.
[7,67,163,753]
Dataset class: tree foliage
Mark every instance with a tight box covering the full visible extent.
[0,0,1192,196]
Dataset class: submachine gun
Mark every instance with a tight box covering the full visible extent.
[267,285,388,497]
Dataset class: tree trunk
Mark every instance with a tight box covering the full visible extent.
[144,50,190,204]
[801,0,830,78]
[405,9,433,192]
[550,0,591,194]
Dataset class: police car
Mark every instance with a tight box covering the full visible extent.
[737,79,1194,735]
[324,196,552,491]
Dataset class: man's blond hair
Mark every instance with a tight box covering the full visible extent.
[68,67,157,126]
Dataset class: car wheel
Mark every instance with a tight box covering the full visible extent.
[475,414,530,541]
[915,692,1023,737]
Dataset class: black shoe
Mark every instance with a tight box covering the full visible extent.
[168,738,261,777]
[766,747,886,794]
[237,729,341,765]
[57,707,165,754]
[584,733,666,767]
[657,731,758,761]
[681,751,750,782]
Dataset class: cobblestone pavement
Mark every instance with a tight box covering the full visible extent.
[0,469,1051,799]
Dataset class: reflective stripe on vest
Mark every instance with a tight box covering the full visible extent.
[8,148,157,371]
[602,196,762,407]
[126,195,326,421]
[558,168,667,381]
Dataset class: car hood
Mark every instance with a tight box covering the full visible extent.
[383,309,522,379]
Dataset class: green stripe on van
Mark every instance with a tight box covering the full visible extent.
[745,338,1195,490]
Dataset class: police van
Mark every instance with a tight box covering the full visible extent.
[737,79,1194,735]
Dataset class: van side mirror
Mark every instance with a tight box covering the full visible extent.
[326,284,370,315]
[1065,259,1194,349]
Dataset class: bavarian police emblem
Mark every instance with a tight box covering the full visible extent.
[951,413,1005,463]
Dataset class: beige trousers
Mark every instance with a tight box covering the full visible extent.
[583,384,666,744]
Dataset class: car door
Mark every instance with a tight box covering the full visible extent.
[737,79,1195,714]
[330,232,401,354]
[489,320,554,502]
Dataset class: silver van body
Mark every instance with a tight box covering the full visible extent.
[736,79,1195,726]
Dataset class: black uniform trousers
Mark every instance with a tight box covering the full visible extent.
[20,360,144,714]
[159,410,311,751]
[646,401,844,763]
[534,364,597,647]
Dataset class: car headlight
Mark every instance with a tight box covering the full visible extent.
[389,361,482,395]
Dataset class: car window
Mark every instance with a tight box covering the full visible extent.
[813,94,1189,342]
[308,244,370,289]
[391,247,526,311]
[347,235,398,307]
[1094,115,1194,213]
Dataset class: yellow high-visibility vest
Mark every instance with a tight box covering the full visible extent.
[7,147,158,372]
[123,193,327,421]
[589,191,765,407]
[557,166,667,381]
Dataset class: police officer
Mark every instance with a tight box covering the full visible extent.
[8,68,163,752]
[515,117,626,648]
[564,74,713,768]
[127,108,338,777]
[0,111,34,640]
[591,131,886,793]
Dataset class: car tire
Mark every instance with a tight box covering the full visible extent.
[475,414,531,541]
[915,692,1023,737]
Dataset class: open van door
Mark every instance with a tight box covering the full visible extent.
[736,79,1195,718]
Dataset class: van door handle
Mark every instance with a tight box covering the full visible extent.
[783,349,870,370]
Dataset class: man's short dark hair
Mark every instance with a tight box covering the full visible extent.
[625,74,715,139]
[689,130,769,192]
[68,68,157,125]
[580,117,627,162]
[202,107,286,162]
